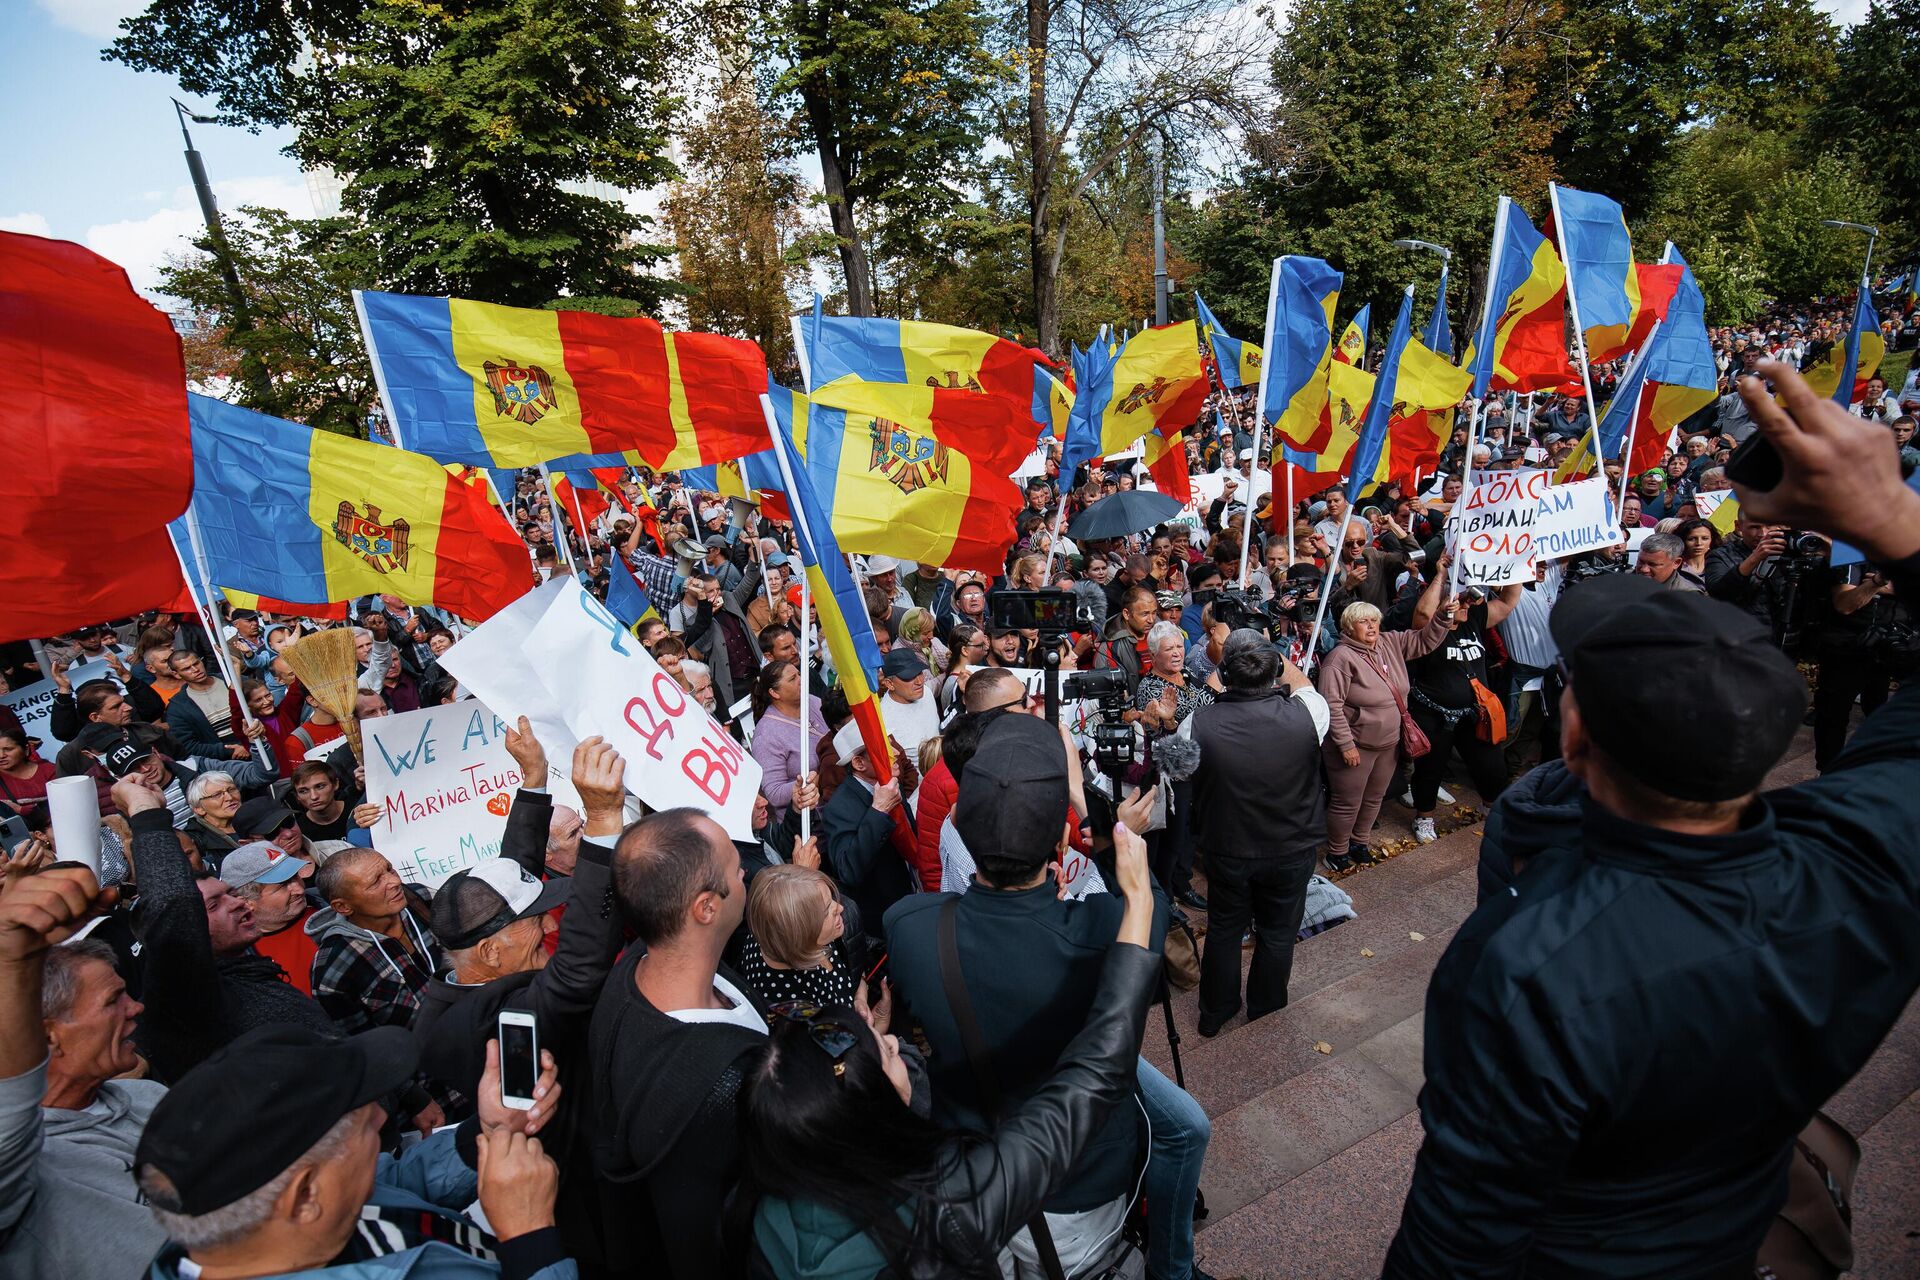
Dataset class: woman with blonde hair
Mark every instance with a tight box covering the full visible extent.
[1312,586,1455,872]
[736,864,867,1009]
[1008,554,1048,591]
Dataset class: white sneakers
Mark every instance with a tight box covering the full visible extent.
[1413,817,1438,844]
[1399,785,1455,807]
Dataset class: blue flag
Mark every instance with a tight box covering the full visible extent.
[1423,265,1453,359]
[1347,287,1416,503]
[605,553,659,631]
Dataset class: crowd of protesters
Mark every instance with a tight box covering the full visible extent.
[1,336,1918,1280]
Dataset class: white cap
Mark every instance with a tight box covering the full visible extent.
[865,555,900,576]
[833,719,868,765]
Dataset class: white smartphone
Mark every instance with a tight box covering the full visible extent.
[497,1010,539,1111]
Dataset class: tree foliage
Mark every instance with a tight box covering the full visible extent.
[114,0,680,308]
[1812,0,1920,224]
[661,76,814,372]
[157,206,377,436]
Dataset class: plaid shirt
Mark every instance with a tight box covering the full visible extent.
[309,906,445,1035]
[628,548,678,603]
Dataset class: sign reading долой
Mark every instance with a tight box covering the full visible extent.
[1451,469,1551,587]
[525,582,760,840]
[363,701,523,888]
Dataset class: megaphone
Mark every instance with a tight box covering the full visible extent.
[672,538,705,575]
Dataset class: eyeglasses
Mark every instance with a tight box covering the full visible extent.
[768,1001,861,1076]
[1342,538,1367,548]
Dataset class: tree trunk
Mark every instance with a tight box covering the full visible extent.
[803,89,875,317]
[1027,0,1057,353]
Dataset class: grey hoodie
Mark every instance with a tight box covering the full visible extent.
[0,1057,167,1280]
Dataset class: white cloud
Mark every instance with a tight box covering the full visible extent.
[0,213,52,236]
[82,175,313,297]
[33,0,145,39]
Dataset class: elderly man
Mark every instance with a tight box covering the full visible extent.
[0,868,167,1277]
[1330,518,1411,614]
[116,776,332,1085]
[1633,532,1704,591]
[224,839,321,996]
[877,647,940,764]
[819,720,916,950]
[306,849,444,1035]
[135,1024,570,1280]
[862,554,915,612]
[1188,630,1331,1036]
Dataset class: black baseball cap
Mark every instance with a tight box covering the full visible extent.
[134,1025,418,1215]
[880,648,929,680]
[102,735,153,778]
[954,714,1068,866]
[234,795,296,838]
[1549,575,1806,801]
[430,858,568,949]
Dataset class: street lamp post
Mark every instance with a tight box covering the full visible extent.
[1152,134,1169,327]
[172,99,274,406]
[1822,218,1880,295]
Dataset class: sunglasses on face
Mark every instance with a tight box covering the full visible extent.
[768,1001,861,1076]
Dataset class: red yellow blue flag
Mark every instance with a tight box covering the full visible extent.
[184,394,533,621]
[1803,283,1884,408]
[1464,196,1570,396]
[356,290,770,469]
[1195,293,1263,389]
[1256,256,1343,455]
[773,384,1017,574]
[1062,321,1208,477]
[764,392,894,784]
[1549,185,1645,364]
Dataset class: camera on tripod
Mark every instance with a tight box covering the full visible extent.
[989,588,1091,635]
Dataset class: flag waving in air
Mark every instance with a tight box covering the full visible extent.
[775,385,1018,574]
[184,394,533,621]
[356,290,770,469]
[1424,265,1453,359]
[1257,256,1344,455]
[1549,185,1645,364]
[1464,196,1570,396]
[605,554,662,633]
[1334,305,1370,367]
[795,308,1053,468]
[1062,321,1208,477]
[1803,283,1884,409]
[1141,425,1192,504]
[764,392,894,784]
[1347,288,1416,500]
[1195,293,1263,389]
[2,232,194,640]
[1384,339,1474,489]
[1601,246,1719,475]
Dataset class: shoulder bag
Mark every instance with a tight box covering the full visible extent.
[1360,650,1430,759]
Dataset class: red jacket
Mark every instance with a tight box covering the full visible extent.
[912,760,959,891]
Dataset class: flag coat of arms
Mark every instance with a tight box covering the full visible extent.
[184,394,533,620]
[357,290,770,470]
[1257,256,1344,454]
[1062,321,1208,476]
[1195,293,1263,390]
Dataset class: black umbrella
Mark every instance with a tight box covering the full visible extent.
[1065,490,1184,541]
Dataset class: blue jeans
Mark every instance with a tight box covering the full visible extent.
[1137,1058,1210,1280]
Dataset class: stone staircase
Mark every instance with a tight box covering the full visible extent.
[1139,735,1920,1279]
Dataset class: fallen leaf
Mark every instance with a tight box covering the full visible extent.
[1409,931,1427,942]
[1360,948,1376,958]
[1313,1040,1333,1055]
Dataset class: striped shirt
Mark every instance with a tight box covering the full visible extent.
[1497,584,1558,669]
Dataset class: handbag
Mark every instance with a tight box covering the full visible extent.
[1361,650,1430,759]
[1470,677,1508,745]
[1754,1111,1858,1279]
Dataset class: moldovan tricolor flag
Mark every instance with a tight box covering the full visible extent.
[1463,196,1571,397]
[184,394,533,621]
[1256,255,1343,454]
[774,385,1018,575]
[1,232,192,640]
[1195,292,1263,390]
[1803,284,1884,409]
[764,392,894,784]
[356,290,770,469]
[1062,321,1208,477]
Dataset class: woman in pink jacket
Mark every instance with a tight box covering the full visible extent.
[1313,580,1455,871]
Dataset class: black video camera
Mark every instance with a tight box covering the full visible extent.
[990,588,1091,635]
[1211,586,1271,634]
[1062,668,1134,777]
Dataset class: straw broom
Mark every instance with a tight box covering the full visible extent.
[282,628,364,763]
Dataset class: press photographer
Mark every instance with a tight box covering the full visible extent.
[1704,511,1831,652]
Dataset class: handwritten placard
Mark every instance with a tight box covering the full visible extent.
[524,583,761,840]
[1452,469,1551,587]
[1531,477,1620,561]
[363,702,523,888]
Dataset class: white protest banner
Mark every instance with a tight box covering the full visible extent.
[439,578,581,772]
[363,702,524,888]
[523,582,760,840]
[1531,477,1620,561]
[3,680,68,756]
[1452,469,1551,587]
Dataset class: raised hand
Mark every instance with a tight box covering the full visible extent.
[571,737,628,832]
[503,715,549,790]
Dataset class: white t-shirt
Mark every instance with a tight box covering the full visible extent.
[880,691,941,763]
[665,973,767,1034]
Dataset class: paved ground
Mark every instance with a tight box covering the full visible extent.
[1142,725,1920,1279]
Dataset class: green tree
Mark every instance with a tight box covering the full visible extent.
[113,0,678,308]
[1813,0,1920,240]
[767,0,1001,315]
[662,77,814,370]
[157,206,378,436]
[1742,155,1885,301]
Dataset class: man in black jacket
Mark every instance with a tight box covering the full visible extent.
[415,726,628,1272]
[588,805,764,1278]
[115,775,334,1084]
[1187,630,1330,1036]
[817,720,914,949]
[1387,363,1920,1278]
